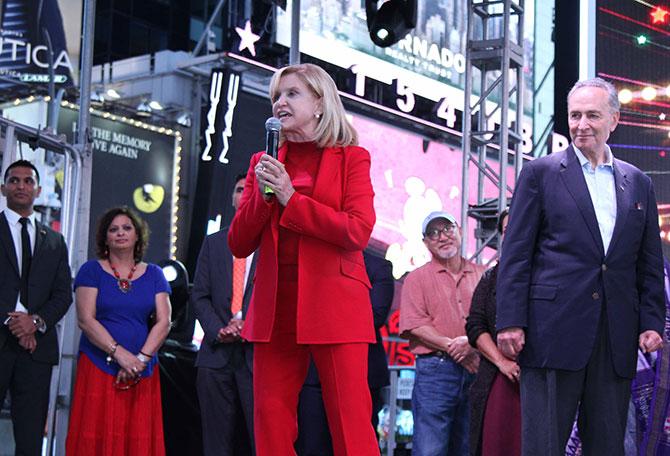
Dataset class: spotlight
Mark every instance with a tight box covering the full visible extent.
[106,88,121,99]
[176,112,192,127]
[366,0,416,48]
[162,264,179,282]
[148,100,164,110]
[136,100,152,117]
[158,259,193,345]
[90,90,105,105]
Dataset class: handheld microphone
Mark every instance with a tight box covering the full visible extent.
[264,117,281,195]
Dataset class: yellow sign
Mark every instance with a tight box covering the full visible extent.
[133,184,164,213]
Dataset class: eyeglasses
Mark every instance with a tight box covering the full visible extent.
[425,224,457,240]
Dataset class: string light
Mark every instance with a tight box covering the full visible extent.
[618,89,633,104]
[641,86,657,100]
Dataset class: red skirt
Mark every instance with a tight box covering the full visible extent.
[65,353,165,456]
[481,371,521,456]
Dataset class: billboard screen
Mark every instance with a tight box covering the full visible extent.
[275,0,536,116]
[596,1,670,258]
[0,0,82,96]
[354,112,515,278]
[57,108,177,263]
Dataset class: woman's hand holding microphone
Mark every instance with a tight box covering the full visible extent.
[255,155,295,206]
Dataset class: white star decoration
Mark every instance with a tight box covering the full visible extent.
[235,20,260,57]
[660,113,667,121]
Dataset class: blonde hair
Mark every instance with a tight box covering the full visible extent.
[269,63,358,148]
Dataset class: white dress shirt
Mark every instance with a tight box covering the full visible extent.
[3,208,37,312]
[573,145,617,254]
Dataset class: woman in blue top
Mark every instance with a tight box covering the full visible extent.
[66,206,172,455]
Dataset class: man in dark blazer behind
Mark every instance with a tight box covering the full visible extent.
[496,78,665,456]
[296,251,394,455]
[0,159,72,456]
[192,174,256,456]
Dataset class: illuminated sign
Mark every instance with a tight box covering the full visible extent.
[388,33,467,78]
[595,0,670,256]
[219,73,240,164]
[0,0,78,95]
[350,112,516,275]
[275,0,536,143]
[0,37,73,71]
[201,70,241,164]
[235,20,260,57]
[202,71,223,162]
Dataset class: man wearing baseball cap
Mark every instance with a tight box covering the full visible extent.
[399,211,487,455]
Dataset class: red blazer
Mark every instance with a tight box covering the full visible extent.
[228,144,377,344]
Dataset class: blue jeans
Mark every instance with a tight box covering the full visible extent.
[411,355,474,456]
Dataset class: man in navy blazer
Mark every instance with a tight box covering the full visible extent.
[192,174,256,456]
[496,78,665,456]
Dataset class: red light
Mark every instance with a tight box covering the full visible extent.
[660,150,667,158]
[651,7,669,24]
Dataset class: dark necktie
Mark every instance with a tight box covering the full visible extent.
[19,217,32,307]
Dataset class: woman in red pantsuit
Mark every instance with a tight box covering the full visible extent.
[228,63,379,456]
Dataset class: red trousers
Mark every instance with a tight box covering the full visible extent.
[253,277,379,456]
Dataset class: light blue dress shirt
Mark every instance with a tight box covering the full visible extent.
[573,145,617,254]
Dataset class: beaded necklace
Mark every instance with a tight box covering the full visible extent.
[109,261,137,293]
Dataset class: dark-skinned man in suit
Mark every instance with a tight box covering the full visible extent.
[192,174,256,455]
[0,159,72,456]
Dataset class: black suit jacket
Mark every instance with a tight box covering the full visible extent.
[304,252,394,388]
[0,211,72,364]
[365,253,394,389]
[191,227,255,371]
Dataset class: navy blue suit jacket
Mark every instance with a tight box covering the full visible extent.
[191,227,255,371]
[496,146,665,378]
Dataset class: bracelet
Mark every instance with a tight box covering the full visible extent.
[105,342,119,365]
[137,353,151,364]
[139,350,152,358]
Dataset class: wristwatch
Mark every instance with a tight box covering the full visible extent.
[32,315,47,333]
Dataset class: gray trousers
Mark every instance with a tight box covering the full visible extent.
[520,312,632,456]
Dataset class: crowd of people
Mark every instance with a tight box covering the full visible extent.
[0,63,666,456]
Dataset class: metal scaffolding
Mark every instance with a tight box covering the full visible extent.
[461,0,525,260]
